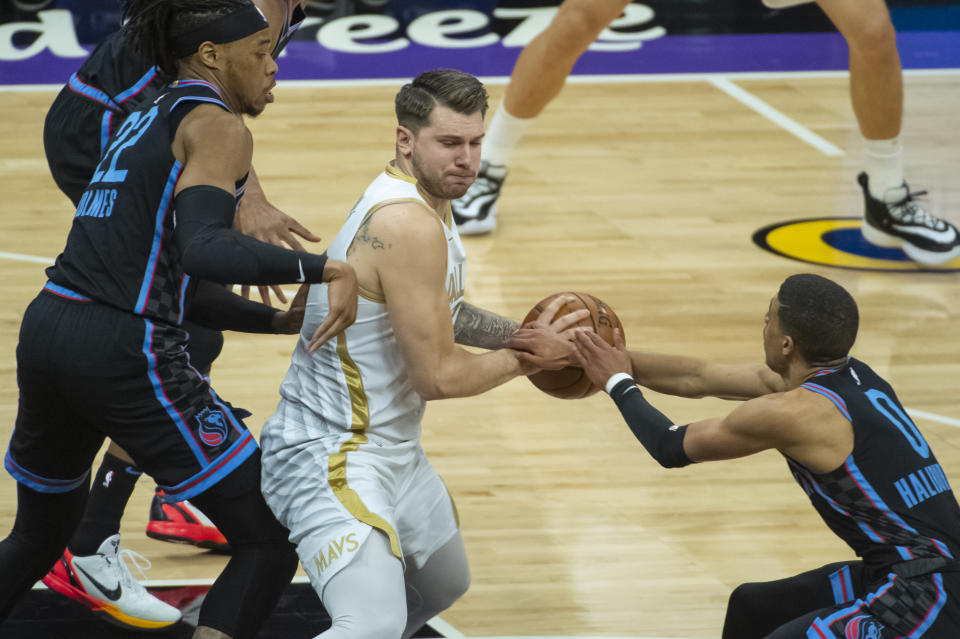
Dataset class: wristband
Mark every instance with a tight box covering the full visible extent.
[605,372,635,395]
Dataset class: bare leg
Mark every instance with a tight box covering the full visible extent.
[503,0,632,118]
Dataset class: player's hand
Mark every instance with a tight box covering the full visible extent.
[507,295,590,371]
[271,283,310,334]
[234,193,322,305]
[574,328,632,389]
[307,258,357,352]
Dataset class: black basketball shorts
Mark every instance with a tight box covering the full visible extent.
[5,286,257,501]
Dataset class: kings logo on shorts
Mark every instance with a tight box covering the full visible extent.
[844,615,885,639]
[196,407,228,447]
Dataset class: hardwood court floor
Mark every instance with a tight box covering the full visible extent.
[1,75,959,637]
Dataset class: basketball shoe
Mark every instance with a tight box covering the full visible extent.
[452,161,507,235]
[146,489,230,552]
[858,172,960,265]
[42,534,181,630]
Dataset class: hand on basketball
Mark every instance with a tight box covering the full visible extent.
[307,258,358,353]
[271,283,310,334]
[574,328,632,388]
[507,295,590,372]
[234,193,322,306]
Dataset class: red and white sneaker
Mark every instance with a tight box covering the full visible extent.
[41,534,181,630]
[146,489,230,552]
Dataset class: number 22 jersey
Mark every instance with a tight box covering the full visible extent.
[46,80,245,328]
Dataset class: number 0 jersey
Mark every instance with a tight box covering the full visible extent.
[46,80,244,327]
[788,358,960,572]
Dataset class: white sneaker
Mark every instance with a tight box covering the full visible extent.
[42,534,182,630]
[452,161,507,235]
[859,172,960,265]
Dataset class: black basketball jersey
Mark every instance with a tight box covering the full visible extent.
[69,30,167,118]
[787,358,960,572]
[46,80,246,327]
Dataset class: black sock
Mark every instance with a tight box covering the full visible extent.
[67,453,142,556]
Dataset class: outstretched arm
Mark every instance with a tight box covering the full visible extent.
[574,331,842,471]
[568,323,784,400]
[629,351,785,400]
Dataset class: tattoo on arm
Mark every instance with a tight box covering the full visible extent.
[347,213,389,256]
[454,302,520,349]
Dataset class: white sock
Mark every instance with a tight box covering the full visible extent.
[482,105,535,168]
[864,137,904,199]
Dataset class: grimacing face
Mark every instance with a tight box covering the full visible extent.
[408,105,484,201]
[222,27,277,117]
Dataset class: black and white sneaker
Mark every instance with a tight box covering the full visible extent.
[859,172,960,265]
[452,161,507,235]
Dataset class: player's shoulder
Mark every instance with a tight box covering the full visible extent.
[368,198,445,241]
[176,105,250,156]
[735,390,800,424]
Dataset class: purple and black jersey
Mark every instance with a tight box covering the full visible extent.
[46,80,245,327]
[788,358,960,574]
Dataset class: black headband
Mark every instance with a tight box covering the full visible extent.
[171,3,270,60]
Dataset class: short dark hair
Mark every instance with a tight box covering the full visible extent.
[123,0,256,76]
[395,69,488,132]
[777,274,859,363]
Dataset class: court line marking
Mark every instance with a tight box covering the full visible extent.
[2,68,958,93]
[0,250,53,264]
[428,615,468,638]
[908,409,960,430]
[707,77,844,156]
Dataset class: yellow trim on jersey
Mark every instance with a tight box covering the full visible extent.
[385,161,417,184]
[384,161,450,218]
[351,197,441,304]
[327,333,402,558]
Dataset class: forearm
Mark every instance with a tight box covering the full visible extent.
[630,351,776,400]
[629,351,711,398]
[606,374,692,468]
[453,302,520,349]
[186,280,279,334]
[416,347,523,400]
[175,185,327,285]
[183,228,326,284]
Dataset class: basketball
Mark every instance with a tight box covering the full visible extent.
[521,292,623,399]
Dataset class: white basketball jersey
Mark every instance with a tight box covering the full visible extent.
[276,162,467,443]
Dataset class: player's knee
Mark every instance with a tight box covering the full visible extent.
[843,13,896,59]
[434,566,471,612]
[412,563,470,621]
[329,601,406,638]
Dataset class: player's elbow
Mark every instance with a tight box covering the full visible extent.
[411,376,448,401]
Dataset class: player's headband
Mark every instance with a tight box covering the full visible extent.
[171,3,270,59]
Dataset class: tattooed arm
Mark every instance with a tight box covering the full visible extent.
[453,302,520,349]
